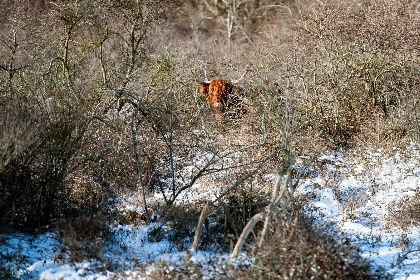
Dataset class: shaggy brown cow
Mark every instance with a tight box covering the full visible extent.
[198,79,241,123]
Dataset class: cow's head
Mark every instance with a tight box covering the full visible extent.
[197,79,242,123]
[198,80,212,99]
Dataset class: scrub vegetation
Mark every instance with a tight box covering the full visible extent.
[0,0,419,279]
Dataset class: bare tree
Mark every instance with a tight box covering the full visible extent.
[193,0,283,41]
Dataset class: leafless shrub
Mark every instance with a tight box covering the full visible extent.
[54,215,111,264]
[0,0,147,230]
[243,217,389,280]
[186,0,286,41]
[283,0,420,146]
[146,217,388,280]
[387,193,420,230]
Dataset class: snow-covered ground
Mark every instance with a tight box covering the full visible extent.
[297,142,420,280]
[1,143,419,279]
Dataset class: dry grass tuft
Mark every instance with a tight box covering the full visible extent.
[54,215,111,264]
[387,193,420,230]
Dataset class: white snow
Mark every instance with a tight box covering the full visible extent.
[297,142,420,279]
[1,142,420,279]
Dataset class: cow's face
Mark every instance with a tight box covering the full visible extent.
[199,81,211,98]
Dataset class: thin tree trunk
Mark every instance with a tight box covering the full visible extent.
[230,212,265,260]
[258,167,292,250]
[131,106,151,223]
[192,201,211,252]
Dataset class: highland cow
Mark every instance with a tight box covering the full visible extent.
[198,79,242,123]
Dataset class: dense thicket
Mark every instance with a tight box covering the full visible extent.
[0,0,418,277]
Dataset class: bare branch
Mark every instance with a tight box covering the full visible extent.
[192,201,211,252]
